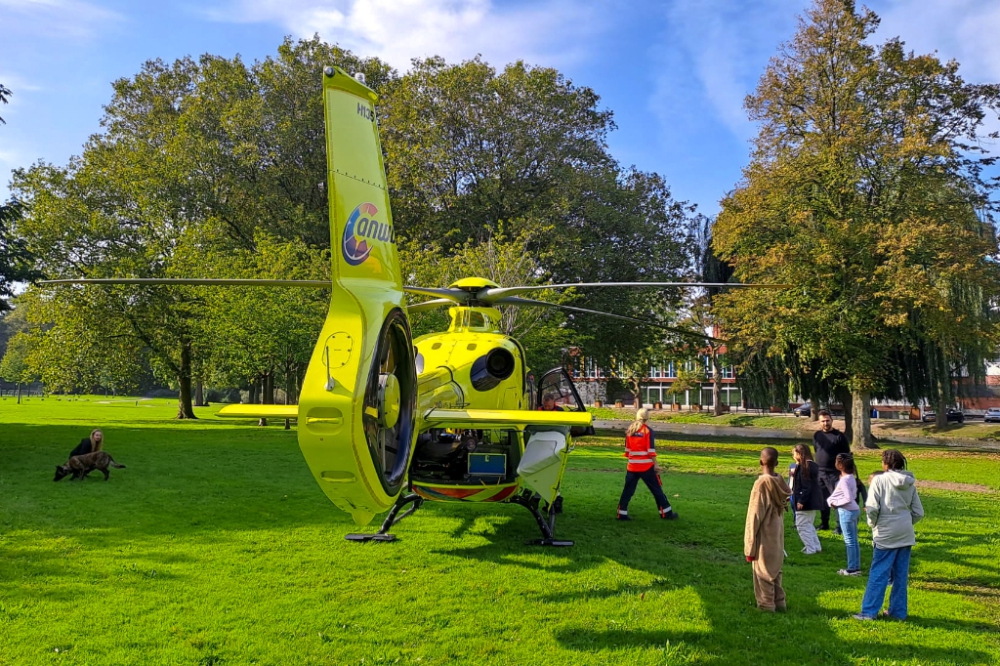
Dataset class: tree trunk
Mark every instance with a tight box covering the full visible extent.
[249,381,258,405]
[851,389,877,449]
[16,382,21,404]
[176,343,197,419]
[837,388,853,444]
[935,390,948,430]
[711,349,722,416]
[809,395,819,421]
[194,380,205,407]
[263,372,275,405]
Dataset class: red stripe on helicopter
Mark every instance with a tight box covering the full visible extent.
[412,484,518,503]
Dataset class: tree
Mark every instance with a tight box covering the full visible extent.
[381,57,614,249]
[0,199,37,312]
[712,0,1000,449]
[0,83,10,124]
[666,366,706,406]
[0,332,35,402]
[12,40,393,418]
[194,235,330,405]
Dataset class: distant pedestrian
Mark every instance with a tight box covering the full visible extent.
[790,444,824,554]
[617,409,678,520]
[855,450,924,621]
[813,409,850,532]
[69,429,104,458]
[744,447,791,612]
[827,453,862,576]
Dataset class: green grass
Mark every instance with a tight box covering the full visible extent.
[2,401,998,665]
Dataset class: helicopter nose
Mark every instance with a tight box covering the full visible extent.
[378,373,401,428]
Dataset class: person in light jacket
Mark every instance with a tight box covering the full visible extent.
[827,453,862,575]
[854,449,924,621]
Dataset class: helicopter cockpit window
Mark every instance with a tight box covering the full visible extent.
[538,368,586,413]
[468,311,487,329]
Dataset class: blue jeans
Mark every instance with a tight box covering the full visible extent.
[838,508,861,571]
[861,545,912,619]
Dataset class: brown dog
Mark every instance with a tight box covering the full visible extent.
[54,451,126,481]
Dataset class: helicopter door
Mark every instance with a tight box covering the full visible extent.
[525,371,537,410]
[538,368,594,437]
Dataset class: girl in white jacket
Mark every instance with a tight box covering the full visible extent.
[854,449,924,621]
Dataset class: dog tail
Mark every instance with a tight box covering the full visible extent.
[109,457,126,469]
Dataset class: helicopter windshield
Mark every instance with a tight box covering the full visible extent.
[538,368,586,413]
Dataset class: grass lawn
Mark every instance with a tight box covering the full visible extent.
[2,398,998,665]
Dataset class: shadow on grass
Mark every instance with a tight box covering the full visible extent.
[5,421,999,665]
[420,471,999,665]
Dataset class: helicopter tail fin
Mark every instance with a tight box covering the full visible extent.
[296,68,417,526]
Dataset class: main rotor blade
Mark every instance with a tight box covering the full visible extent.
[40,278,332,288]
[492,296,726,343]
[403,286,468,303]
[481,282,790,302]
[406,298,455,313]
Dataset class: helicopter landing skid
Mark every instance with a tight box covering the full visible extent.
[510,491,574,547]
[345,493,423,543]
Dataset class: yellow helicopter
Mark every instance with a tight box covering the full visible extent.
[44,67,782,546]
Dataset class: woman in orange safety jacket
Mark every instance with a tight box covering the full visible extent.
[617,408,678,521]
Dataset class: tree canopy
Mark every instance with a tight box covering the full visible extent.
[8,39,699,413]
[712,0,1000,447]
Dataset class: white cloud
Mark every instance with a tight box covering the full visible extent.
[649,0,808,148]
[202,0,609,69]
[0,0,124,39]
[652,0,1000,149]
[876,0,1000,83]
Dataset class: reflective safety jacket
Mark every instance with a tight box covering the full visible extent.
[624,424,657,472]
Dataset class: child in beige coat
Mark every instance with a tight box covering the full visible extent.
[744,447,792,611]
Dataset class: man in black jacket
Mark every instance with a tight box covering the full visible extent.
[812,410,850,531]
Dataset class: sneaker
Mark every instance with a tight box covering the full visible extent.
[838,569,862,576]
[852,613,876,621]
[818,524,830,531]
[617,514,632,521]
[879,611,904,621]
[661,511,679,520]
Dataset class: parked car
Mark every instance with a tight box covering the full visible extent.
[984,408,1000,423]
[922,408,965,423]
[793,402,811,417]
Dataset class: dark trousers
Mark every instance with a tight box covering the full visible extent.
[818,470,839,528]
[618,468,673,516]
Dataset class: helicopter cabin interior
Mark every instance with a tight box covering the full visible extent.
[412,427,523,485]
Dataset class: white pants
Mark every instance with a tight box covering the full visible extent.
[795,510,822,554]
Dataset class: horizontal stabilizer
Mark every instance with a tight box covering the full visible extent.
[217,404,299,419]
[423,408,592,428]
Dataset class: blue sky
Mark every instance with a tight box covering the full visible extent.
[2,0,999,216]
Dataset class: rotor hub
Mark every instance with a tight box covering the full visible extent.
[377,373,401,428]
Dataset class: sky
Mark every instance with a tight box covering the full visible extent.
[2,0,1000,217]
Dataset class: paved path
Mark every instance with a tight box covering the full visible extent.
[592,419,1000,451]
[593,419,805,440]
